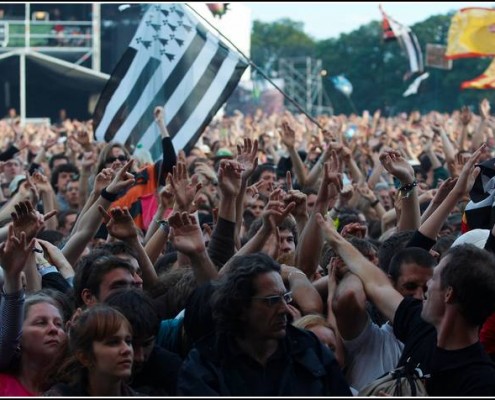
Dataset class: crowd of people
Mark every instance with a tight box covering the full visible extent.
[1,101,495,396]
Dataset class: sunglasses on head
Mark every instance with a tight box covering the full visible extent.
[105,155,128,164]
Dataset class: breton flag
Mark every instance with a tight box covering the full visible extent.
[446,7,495,59]
[93,3,248,158]
[461,58,495,89]
[379,5,424,79]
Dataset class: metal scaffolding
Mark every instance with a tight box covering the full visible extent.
[278,56,333,117]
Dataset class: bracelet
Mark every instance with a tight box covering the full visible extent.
[288,270,306,280]
[370,199,380,207]
[398,180,417,193]
[101,187,119,202]
[398,180,417,199]
[158,220,170,234]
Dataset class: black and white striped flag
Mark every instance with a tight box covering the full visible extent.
[93,3,248,158]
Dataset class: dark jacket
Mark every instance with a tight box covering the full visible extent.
[177,325,352,396]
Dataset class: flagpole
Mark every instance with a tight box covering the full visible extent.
[184,3,324,131]
[346,95,358,114]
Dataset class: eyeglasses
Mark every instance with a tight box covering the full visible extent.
[252,291,292,307]
[105,155,128,164]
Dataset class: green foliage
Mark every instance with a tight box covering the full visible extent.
[251,12,495,115]
[251,19,316,74]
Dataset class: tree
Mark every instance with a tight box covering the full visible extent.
[251,19,316,76]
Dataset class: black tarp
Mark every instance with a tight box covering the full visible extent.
[0,50,109,121]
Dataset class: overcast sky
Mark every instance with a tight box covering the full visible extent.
[244,2,495,40]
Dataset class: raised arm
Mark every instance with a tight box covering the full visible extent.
[316,213,403,324]
[154,106,177,186]
[295,151,342,280]
[62,159,136,267]
[0,224,36,370]
[419,144,485,242]
[379,149,420,231]
[235,138,258,248]
[279,120,308,187]
[169,211,218,285]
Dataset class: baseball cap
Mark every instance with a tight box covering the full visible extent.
[214,148,233,159]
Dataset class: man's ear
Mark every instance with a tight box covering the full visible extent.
[81,288,97,307]
[444,286,455,304]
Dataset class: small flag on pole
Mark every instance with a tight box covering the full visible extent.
[379,5,424,79]
[330,75,353,97]
[93,3,248,158]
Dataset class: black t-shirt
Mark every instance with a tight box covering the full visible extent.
[394,297,495,396]
[393,297,436,373]
[427,342,495,396]
[131,345,183,395]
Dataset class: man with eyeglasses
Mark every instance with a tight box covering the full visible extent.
[178,252,352,396]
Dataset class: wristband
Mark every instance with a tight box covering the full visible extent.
[158,220,170,234]
[370,199,380,207]
[398,180,417,199]
[101,187,119,202]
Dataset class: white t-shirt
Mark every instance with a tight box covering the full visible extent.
[343,316,404,391]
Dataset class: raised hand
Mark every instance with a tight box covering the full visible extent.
[154,106,165,124]
[236,138,258,181]
[17,174,40,205]
[379,150,415,184]
[106,159,136,195]
[94,168,115,196]
[340,222,367,239]
[317,151,343,204]
[98,206,138,240]
[217,159,243,198]
[168,211,205,255]
[431,177,457,205]
[169,161,202,212]
[31,171,53,194]
[480,99,491,120]
[279,120,296,149]
[452,143,485,197]
[11,200,56,242]
[284,172,308,219]
[0,224,35,279]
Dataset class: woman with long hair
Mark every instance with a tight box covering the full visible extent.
[44,305,141,396]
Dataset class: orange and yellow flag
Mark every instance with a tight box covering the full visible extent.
[446,7,495,59]
[461,59,495,89]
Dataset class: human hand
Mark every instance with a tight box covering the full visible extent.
[169,162,202,212]
[340,222,367,239]
[94,168,115,196]
[217,159,243,198]
[11,200,56,242]
[31,171,53,195]
[0,224,35,279]
[106,159,136,195]
[379,150,415,184]
[236,138,258,181]
[317,151,343,204]
[168,211,205,255]
[279,120,296,149]
[431,177,457,205]
[452,143,485,197]
[98,206,139,240]
[284,172,308,219]
[480,99,491,120]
